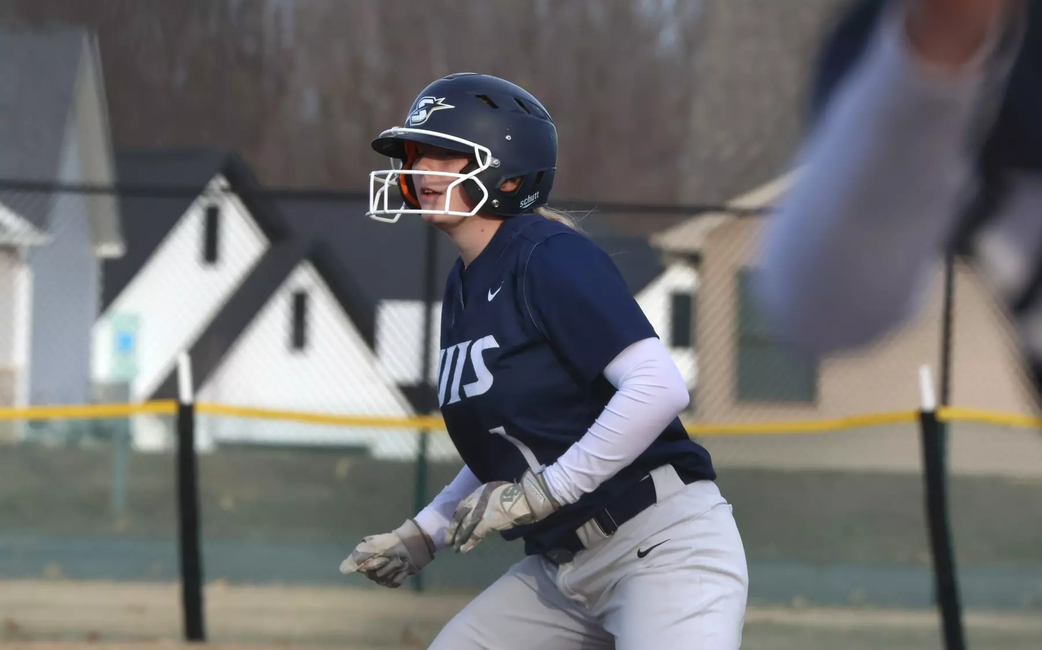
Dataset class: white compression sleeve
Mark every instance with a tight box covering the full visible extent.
[413,464,481,551]
[540,337,690,505]
[756,2,1018,354]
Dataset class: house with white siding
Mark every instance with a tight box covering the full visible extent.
[98,150,435,459]
[99,150,703,460]
[0,28,124,442]
[94,151,276,405]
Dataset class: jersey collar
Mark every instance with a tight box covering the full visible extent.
[462,214,539,282]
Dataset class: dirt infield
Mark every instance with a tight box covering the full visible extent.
[2,580,1041,650]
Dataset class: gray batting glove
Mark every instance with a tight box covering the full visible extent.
[339,519,436,588]
[446,469,561,554]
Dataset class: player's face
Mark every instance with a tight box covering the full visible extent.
[411,143,475,227]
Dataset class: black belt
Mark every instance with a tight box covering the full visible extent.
[541,465,701,566]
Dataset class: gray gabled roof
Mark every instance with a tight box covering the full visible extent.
[0,28,91,231]
[102,149,291,310]
[652,173,795,255]
[276,200,666,305]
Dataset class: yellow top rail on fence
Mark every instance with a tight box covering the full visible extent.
[684,410,919,437]
[195,402,448,430]
[0,400,178,420]
[0,401,1038,436]
[937,406,1042,429]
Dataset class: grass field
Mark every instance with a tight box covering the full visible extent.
[3,439,1040,564]
[2,429,1041,648]
[2,439,1042,598]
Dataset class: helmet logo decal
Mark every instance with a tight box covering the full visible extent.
[519,191,540,210]
[408,96,455,126]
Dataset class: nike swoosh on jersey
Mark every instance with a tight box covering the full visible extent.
[487,285,503,301]
[636,539,669,558]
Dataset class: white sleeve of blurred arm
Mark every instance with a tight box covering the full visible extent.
[413,464,482,551]
[756,1,1019,355]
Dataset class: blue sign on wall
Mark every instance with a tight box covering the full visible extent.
[115,330,135,354]
[110,313,140,382]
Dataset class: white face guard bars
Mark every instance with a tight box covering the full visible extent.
[367,127,496,224]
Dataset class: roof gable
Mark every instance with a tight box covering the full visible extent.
[652,173,795,255]
[277,200,666,303]
[150,239,306,401]
[103,148,289,310]
[0,28,89,230]
[277,198,461,304]
[148,238,376,403]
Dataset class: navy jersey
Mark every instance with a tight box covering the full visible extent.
[436,213,716,554]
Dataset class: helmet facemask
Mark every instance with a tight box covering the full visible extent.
[367,127,495,224]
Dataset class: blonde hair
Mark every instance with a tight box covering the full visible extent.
[534,205,583,231]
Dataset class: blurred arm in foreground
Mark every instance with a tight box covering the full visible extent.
[756,0,1023,354]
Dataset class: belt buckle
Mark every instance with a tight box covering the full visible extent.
[593,508,620,537]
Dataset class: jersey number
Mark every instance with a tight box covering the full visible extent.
[489,426,544,473]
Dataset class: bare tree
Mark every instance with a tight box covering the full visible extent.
[2,0,744,212]
[271,0,711,204]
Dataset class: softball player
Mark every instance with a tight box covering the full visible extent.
[340,73,748,649]
[757,0,1042,395]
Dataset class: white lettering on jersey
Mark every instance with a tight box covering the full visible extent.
[447,341,472,405]
[489,425,544,472]
[435,347,448,404]
[438,335,499,407]
[463,335,499,398]
[438,341,468,406]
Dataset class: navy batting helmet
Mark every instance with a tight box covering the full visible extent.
[367,73,558,223]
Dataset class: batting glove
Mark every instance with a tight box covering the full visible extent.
[339,519,436,588]
[446,469,561,553]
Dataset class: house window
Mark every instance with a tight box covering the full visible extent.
[670,292,694,348]
[735,268,817,403]
[291,291,308,351]
[203,205,220,264]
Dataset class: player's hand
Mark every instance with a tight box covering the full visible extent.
[446,469,561,553]
[906,0,1011,68]
[339,519,436,588]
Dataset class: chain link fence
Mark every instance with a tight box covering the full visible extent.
[2,0,1041,645]
[943,261,1042,622]
[693,211,1042,621]
[0,413,182,643]
[0,178,702,645]
[1,179,1041,649]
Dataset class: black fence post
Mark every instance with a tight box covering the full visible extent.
[176,353,206,641]
[921,255,966,650]
[920,410,965,650]
[940,252,956,407]
[412,224,439,593]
